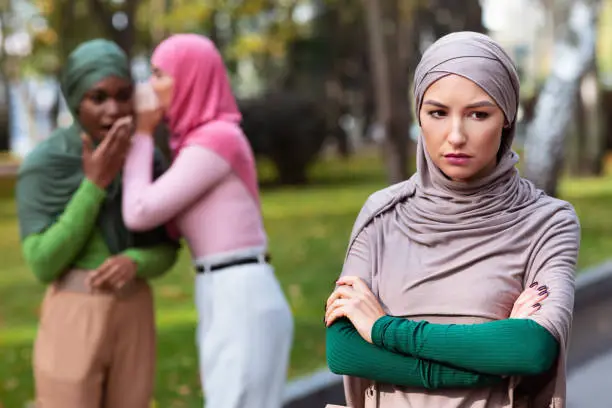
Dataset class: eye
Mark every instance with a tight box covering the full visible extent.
[427,110,447,119]
[116,87,133,102]
[152,68,164,79]
[87,91,107,104]
[470,111,490,120]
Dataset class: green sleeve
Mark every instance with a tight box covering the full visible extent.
[22,179,106,283]
[327,319,502,389]
[122,243,179,280]
[372,316,559,376]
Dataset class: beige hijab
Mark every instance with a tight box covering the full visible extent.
[343,32,579,407]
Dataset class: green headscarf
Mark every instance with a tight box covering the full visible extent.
[16,39,174,253]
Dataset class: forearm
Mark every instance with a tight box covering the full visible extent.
[22,179,105,283]
[122,133,157,230]
[372,316,559,376]
[327,319,502,389]
[122,135,230,231]
[122,243,180,279]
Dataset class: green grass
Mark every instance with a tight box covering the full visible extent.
[0,151,611,407]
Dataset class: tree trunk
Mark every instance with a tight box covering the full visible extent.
[0,1,11,151]
[363,0,411,184]
[0,73,10,151]
[88,0,139,58]
[578,66,606,175]
[523,0,601,196]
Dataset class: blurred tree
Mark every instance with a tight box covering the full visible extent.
[524,0,603,196]
[239,91,328,185]
[282,0,365,158]
[0,0,12,151]
[87,0,140,57]
[362,0,417,183]
[424,0,485,37]
[574,63,607,176]
[32,0,140,65]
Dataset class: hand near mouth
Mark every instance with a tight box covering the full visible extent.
[82,117,134,188]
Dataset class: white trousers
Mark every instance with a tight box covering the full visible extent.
[194,254,293,408]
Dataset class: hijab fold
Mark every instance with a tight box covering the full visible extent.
[344,32,576,407]
[17,39,173,253]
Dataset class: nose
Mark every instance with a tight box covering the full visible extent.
[104,99,121,119]
[447,116,467,148]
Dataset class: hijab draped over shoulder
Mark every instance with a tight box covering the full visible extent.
[16,39,173,253]
[345,31,579,408]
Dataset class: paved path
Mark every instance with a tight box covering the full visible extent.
[567,349,612,408]
[563,275,612,408]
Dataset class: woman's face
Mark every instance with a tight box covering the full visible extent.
[419,74,506,182]
[78,76,133,142]
[150,65,175,111]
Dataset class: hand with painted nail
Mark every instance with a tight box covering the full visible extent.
[509,282,549,318]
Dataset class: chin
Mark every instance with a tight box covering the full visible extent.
[440,166,478,182]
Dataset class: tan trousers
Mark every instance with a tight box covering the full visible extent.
[33,270,156,408]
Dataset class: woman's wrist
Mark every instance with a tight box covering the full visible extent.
[134,129,154,137]
[371,314,394,347]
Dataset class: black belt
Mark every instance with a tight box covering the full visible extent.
[195,254,271,273]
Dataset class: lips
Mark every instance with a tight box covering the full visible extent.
[444,153,471,166]
[444,153,471,159]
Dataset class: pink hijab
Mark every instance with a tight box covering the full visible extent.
[151,34,260,203]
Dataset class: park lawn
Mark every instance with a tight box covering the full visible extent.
[1,151,611,407]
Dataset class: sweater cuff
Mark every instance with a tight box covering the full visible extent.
[121,248,145,274]
[372,315,395,347]
[81,178,107,202]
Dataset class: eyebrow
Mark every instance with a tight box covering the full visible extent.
[86,88,106,94]
[422,99,496,109]
[86,85,132,96]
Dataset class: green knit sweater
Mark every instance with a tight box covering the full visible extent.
[327,319,502,389]
[22,179,178,283]
[327,316,558,389]
[372,315,559,375]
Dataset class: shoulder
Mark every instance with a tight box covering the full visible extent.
[534,193,580,229]
[349,179,416,242]
[547,197,580,238]
[186,121,254,166]
[528,194,581,252]
[189,121,250,152]
[518,177,580,231]
[199,120,245,143]
[18,129,71,176]
[358,179,416,221]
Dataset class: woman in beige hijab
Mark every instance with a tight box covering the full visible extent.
[325,32,579,408]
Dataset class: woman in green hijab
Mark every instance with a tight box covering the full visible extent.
[15,39,179,408]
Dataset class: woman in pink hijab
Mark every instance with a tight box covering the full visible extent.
[122,34,294,408]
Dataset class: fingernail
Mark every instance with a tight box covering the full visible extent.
[539,290,547,296]
[533,303,541,308]
[530,282,538,288]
